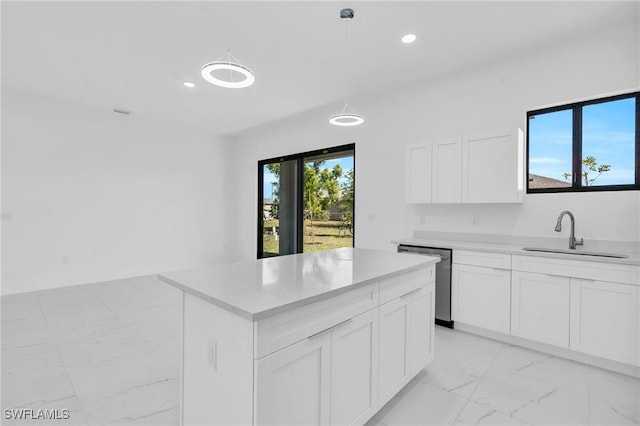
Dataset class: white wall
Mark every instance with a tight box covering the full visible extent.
[1,91,233,295]
[229,23,639,260]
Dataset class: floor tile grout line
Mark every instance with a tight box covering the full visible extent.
[35,291,90,424]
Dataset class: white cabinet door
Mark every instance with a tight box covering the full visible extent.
[408,283,435,374]
[406,143,432,203]
[330,310,379,426]
[511,271,570,348]
[452,264,511,333]
[255,335,331,426]
[461,128,524,203]
[570,279,640,366]
[432,137,462,203]
[378,296,410,407]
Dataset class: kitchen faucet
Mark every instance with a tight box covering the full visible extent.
[554,210,584,249]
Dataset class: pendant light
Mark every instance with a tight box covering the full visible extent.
[329,8,364,127]
[201,6,255,89]
[201,50,255,89]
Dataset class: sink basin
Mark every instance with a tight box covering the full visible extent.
[522,247,628,259]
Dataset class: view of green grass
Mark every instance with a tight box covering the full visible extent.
[263,219,352,256]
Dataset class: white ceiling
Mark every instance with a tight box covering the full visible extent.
[2,1,637,136]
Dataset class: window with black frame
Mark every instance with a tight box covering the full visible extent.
[527,92,639,193]
[258,144,355,259]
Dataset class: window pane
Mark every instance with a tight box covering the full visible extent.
[582,98,636,186]
[302,154,354,253]
[262,159,298,257]
[528,109,573,189]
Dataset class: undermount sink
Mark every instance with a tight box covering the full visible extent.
[522,247,628,259]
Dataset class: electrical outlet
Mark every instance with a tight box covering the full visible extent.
[62,256,71,265]
[0,212,13,222]
[472,216,480,225]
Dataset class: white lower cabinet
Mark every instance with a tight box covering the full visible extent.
[511,271,570,348]
[378,295,410,407]
[378,283,434,408]
[256,309,379,426]
[409,283,435,372]
[450,249,639,371]
[256,281,434,426]
[255,335,331,426]
[570,279,640,366]
[330,310,379,426]
[452,264,510,333]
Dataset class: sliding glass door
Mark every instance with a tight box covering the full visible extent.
[260,159,300,257]
[258,144,355,259]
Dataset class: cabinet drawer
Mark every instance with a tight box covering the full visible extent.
[453,250,511,269]
[379,265,433,305]
[512,255,636,285]
[254,283,378,359]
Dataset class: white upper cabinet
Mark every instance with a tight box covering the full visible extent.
[462,128,524,203]
[406,143,432,203]
[405,128,524,204]
[432,137,462,204]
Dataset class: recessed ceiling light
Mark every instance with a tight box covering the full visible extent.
[401,34,417,44]
[183,81,195,88]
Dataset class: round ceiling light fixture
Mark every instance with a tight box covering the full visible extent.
[201,51,255,89]
[329,105,364,127]
[401,34,417,44]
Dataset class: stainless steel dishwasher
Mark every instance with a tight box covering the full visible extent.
[397,245,453,328]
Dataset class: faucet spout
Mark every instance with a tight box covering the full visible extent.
[554,210,584,249]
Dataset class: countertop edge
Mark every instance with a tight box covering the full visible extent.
[392,238,640,266]
[159,258,438,321]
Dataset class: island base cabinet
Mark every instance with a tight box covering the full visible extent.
[378,283,435,409]
[179,266,436,426]
[255,335,331,426]
[182,294,254,426]
[330,310,379,426]
[409,282,435,371]
[255,309,379,426]
[570,279,640,366]
[511,271,570,348]
[378,296,410,408]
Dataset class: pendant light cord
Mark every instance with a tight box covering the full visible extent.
[344,18,350,107]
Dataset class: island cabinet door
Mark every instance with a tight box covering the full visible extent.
[378,295,410,408]
[409,282,435,375]
[330,309,379,426]
[255,334,331,426]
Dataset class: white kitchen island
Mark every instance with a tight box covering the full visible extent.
[159,247,439,426]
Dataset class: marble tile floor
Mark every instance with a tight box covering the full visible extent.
[2,275,638,425]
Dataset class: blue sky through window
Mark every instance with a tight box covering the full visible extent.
[529,97,636,186]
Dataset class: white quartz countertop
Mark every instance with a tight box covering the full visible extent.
[392,236,640,266]
[159,247,439,320]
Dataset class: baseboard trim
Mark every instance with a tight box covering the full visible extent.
[454,322,640,378]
